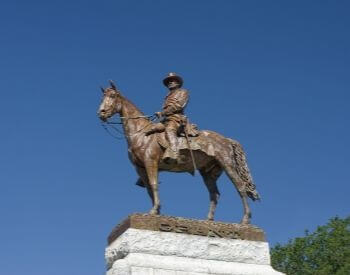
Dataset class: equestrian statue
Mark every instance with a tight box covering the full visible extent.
[98,73,260,224]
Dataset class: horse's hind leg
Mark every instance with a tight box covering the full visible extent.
[223,164,251,224]
[199,165,222,221]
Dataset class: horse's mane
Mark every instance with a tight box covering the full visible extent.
[119,92,146,116]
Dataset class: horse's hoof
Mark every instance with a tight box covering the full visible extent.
[240,218,250,225]
[149,209,159,215]
[207,216,214,221]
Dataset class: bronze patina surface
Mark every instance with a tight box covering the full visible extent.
[108,213,265,245]
[98,74,260,224]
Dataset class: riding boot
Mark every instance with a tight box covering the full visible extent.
[163,128,179,164]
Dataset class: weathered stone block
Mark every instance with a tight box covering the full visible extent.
[106,214,284,275]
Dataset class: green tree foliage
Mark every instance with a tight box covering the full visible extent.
[271,216,350,275]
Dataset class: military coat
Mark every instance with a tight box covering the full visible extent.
[161,88,189,127]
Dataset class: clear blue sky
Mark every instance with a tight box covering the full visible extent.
[1,1,349,274]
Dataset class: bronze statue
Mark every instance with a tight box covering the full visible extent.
[98,74,260,224]
[154,73,189,164]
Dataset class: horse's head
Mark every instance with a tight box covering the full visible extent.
[98,81,123,122]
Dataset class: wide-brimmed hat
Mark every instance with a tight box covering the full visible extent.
[163,72,183,87]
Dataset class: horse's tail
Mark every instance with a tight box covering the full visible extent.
[228,139,260,201]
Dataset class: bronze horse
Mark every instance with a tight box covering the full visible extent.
[98,82,259,224]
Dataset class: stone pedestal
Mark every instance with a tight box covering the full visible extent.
[105,214,283,275]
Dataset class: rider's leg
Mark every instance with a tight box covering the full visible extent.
[164,120,179,161]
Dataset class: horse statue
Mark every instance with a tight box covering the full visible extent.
[98,81,260,224]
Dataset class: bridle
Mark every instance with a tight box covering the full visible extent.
[99,83,157,140]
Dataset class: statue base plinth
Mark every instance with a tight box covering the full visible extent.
[105,214,283,275]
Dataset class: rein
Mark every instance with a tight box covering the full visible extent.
[101,122,124,140]
[107,115,156,124]
[101,114,157,140]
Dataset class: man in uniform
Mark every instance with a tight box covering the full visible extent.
[155,73,189,163]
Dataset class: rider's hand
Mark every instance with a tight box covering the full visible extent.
[154,112,162,118]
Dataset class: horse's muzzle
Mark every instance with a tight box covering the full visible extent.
[98,111,108,122]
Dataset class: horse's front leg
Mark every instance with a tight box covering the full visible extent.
[135,166,154,206]
[145,161,161,215]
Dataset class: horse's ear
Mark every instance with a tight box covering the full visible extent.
[109,80,117,90]
[100,86,105,94]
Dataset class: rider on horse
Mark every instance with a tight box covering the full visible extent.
[155,73,189,163]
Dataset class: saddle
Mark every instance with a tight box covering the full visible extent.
[145,123,216,158]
